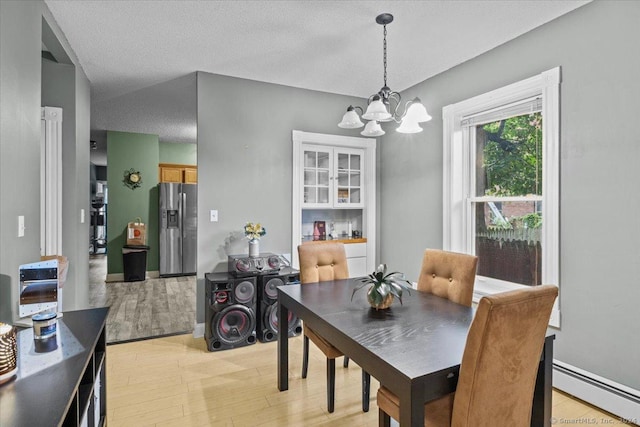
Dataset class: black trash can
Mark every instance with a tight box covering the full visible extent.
[122,245,150,282]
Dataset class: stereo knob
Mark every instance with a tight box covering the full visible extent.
[235,259,250,272]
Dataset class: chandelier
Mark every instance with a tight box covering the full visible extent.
[338,13,432,136]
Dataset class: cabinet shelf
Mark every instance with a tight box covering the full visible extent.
[78,383,93,420]
[95,351,105,374]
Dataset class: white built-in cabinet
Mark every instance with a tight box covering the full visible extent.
[344,241,367,278]
[302,145,364,208]
[292,131,376,277]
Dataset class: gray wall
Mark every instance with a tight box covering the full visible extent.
[73,56,91,310]
[380,0,640,390]
[0,0,91,322]
[41,56,91,310]
[0,0,43,322]
[196,72,365,322]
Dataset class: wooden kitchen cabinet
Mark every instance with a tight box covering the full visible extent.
[159,163,197,183]
[184,167,197,183]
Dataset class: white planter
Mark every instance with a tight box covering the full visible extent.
[249,239,259,257]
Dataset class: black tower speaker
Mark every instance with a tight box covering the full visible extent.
[205,273,257,351]
[256,269,302,343]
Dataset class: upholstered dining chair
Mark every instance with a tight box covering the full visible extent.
[377,284,559,427]
[298,242,369,413]
[360,249,478,413]
[417,249,479,307]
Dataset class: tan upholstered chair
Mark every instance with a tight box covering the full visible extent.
[298,242,369,413]
[377,284,559,427]
[417,249,479,307]
[298,242,350,284]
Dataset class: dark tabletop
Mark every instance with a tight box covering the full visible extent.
[278,279,474,388]
[0,307,109,427]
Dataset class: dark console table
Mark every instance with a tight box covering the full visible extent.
[0,307,109,427]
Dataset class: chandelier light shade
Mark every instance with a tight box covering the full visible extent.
[396,119,423,134]
[404,98,432,123]
[337,13,432,136]
[362,96,392,121]
[338,106,365,129]
[361,120,385,137]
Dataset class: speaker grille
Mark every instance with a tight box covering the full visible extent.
[213,305,256,345]
[265,304,301,335]
[264,277,284,299]
[234,280,255,304]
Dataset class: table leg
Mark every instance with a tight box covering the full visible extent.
[277,297,289,391]
[363,370,371,412]
[398,382,423,426]
[531,336,554,427]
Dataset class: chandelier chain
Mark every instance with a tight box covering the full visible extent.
[383,24,387,87]
[337,13,431,134]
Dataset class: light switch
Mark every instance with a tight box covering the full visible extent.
[210,209,218,222]
[18,215,25,237]
[80,209,85,224]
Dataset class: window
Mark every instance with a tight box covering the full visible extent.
[443,68,560,326]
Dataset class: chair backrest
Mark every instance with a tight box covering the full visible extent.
[417,249,478,307]
[298,242,349,284]
[451,285,558,427]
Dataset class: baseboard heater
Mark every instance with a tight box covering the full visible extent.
[554,360,640,422]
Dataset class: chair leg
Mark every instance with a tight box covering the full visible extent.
[379,408,391,427]
[327,358,336,413]
[302,335,309,379]
[362,370,371,412]
[343,356,349,368]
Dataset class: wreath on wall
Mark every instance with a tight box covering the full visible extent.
[123,168,142,190]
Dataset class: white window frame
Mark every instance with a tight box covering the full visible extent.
[443,67,560,327]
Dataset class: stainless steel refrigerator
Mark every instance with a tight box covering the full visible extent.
[159,183,197,276]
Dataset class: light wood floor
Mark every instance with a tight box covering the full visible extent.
[107,334,631,427]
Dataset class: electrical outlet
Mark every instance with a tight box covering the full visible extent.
[210,210,218,222]
[18,215,25,237]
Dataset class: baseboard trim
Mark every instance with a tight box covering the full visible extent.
[105,271,160,283]
[193,322,204,338]
[554,360,640,421]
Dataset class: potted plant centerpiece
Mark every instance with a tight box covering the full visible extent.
[351,264,413,310]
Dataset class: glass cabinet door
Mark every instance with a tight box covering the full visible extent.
[303,147,332,206]
[335,148,363,207]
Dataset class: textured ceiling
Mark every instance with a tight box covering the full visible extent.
[44,0,589,166]
[46,0,588,101]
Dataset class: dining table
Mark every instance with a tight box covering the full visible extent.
[277,278,554,427]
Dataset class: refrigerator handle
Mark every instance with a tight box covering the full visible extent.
[182,192,187,239]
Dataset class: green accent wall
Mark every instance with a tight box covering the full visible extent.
[106,131,159,274]
[159,141,196,164]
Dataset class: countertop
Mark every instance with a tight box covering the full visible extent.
[301,236,367,244]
